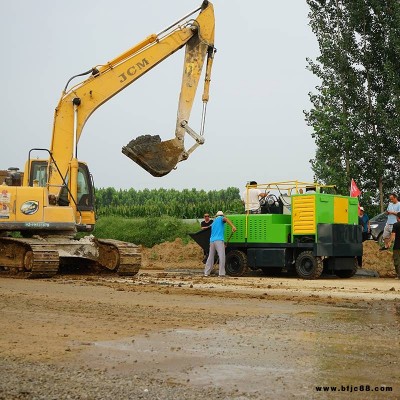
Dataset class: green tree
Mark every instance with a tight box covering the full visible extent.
[306,0,400,209]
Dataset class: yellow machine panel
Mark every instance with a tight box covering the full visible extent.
[44,207,75,224]
[292,195,316,235]
[334,197,349,223]
[15,187,45,222]
[75,210,95,227]
[291,193,358,241]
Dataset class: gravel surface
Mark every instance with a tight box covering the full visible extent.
[0,358,242,400]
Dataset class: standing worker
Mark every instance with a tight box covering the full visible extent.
[204,211,236,277]
[200,213,213,263]
[241,181,268,214]
[389,212,400,279]
[359,207,370,242]
[357,206,370,268]
[380,193,400,251]
[201,213,213,230]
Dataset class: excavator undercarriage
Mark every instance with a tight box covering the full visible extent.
[0,236,141,278]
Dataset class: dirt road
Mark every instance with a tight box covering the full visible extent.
[0,272,399,399]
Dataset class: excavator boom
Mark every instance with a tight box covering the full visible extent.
[50,1,215,185]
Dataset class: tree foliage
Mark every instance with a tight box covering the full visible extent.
[306,0,400,210]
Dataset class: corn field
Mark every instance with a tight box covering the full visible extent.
[94,187,243,218]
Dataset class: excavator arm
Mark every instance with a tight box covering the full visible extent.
[122,32,216,176]
[48,0,215,195]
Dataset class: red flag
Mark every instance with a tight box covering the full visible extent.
[350,179,361,197]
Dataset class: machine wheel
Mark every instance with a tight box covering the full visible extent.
[295,251,323,280]
[98,244,119,270]
[23,251,34,271]
[225,250,248,277]
[335,259,358,278]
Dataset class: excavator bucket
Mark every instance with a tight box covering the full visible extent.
[122,135,184,177]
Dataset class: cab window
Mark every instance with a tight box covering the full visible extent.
[57,164,93,210]
[29,161,48,187]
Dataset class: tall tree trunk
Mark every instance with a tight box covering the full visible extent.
[379,177,383,212]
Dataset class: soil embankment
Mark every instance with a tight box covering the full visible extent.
[142,237,396,277]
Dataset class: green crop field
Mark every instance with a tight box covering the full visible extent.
[94,187,243,219]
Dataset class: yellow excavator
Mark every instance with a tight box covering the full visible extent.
[0,1,215,277]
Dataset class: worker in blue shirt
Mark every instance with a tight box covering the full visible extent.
[381,193,400,250]
[204,211,236,277]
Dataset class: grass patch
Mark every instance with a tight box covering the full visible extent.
[90,216,200,248]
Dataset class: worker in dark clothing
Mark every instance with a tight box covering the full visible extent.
[200,213,213,263]
[390,212,400,279]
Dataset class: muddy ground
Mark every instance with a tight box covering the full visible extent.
[0,239,399,399]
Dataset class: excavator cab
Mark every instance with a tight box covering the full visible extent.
[26,158,95,230]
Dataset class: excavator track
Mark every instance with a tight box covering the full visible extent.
[24,245,60,278]
[0,237,141,278]
[97,239,141,276]
[0,238,60,278]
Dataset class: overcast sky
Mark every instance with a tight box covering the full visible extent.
[0,1,320,192]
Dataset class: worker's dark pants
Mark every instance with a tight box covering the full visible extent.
[357,233,369,267]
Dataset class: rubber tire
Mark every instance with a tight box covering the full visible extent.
[225,250,248,277]
[295,251,323,280]
[335,259,358,278]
